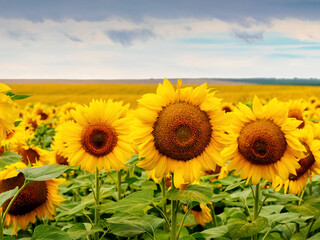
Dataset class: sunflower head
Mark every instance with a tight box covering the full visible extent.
[133,79,231,188]
[55,99,134,173]
[273,127,320,195]
[224,96,306,185]
[185,203,212,226]
[0,163,65,234]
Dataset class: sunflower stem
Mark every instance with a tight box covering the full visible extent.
[117,170,122,201]
[170,175,178,240]
[160,177,169,232]
[253,182,260,220]
[209,202,218,227]
[171,200,178,240]
[94,168,100,240]
[253,182,260,240]
[176,206,190,240]
[2,180,29,225]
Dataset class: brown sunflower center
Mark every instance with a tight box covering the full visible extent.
[152,102,212,161]
[289,143,315,180]
[238,119,287,165]
[81,123,118,157]
[222,106,232,113]
[191,204,202,212]
[0,173,47,216]
[288,109,304,129]
[18,148,40,165]
[6,130,15,140]
[56,152,69,165]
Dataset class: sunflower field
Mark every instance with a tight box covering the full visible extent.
[1,80,320,240]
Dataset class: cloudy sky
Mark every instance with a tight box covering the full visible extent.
[1,0,320,79]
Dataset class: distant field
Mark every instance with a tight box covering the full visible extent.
[7,83,320,108]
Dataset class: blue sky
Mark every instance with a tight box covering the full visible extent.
[1,0,320,79]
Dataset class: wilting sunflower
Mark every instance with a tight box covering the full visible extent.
[54,99,134,173]
[223,96,306,185]
[184,204,212,226]
[272,127,320,195]
[132,79,230,188]
[0,162,65,234]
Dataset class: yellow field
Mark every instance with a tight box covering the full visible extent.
[7,83,320,108]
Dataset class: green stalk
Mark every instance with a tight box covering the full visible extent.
[253,182,260,240]
[117,170,122,201]
[170,175,178,240]
[1,180,29,238]
[160,177,169,232]
[253,182,260,220]
[176,207,190,239]
[94,168,100,240]
[171,200,178,240]
[209,202,217,227]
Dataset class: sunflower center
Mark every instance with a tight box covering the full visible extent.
[81,123,118,157]
[222,106,232,113]
[152,102,212,161]
[18,148,40,165]
[289,143,315,180]
[191,204,202,212]
[238,119,287,165]
[6,130,15,140]
[56,152,69,165]
[288,109,304,129]
[0,173,47,216]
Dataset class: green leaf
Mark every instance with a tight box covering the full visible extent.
[308,232,320,240]
[230,189,251,202]
[0,186,18,207]
[125,154,140,167]
[199,225,228,238]
[0,151,22,168]
[14,120,21,127]
[263,191,301,202]
[286,202,320,218]
[6,91,31,101]
[211,192,229,203]
[141,180,158,190]
[107,213,164,237]
[265,212,304,225]
[18,164,69,181]
[107,189,154,215]
[227,217,268,238]
[224,181,245,191]
[3,236,16,240]
[180,236,196,240]
[290,232,306,240]
[67,223,91,240]
[167,184,213,205]
[32,225,72,240]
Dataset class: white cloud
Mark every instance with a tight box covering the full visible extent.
[0,16,320,79]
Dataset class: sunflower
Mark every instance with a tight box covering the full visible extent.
[222,96,306,185]
[54,99,134,173]
[0,162,65,234]
[16,145,50,166]
[132,79,230,188]
[0,84,18,140]
[272,127,320,195]
[184,204,212,226]
[221,102,234,113]
[1,124,32,150]
[287,99,308,129]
